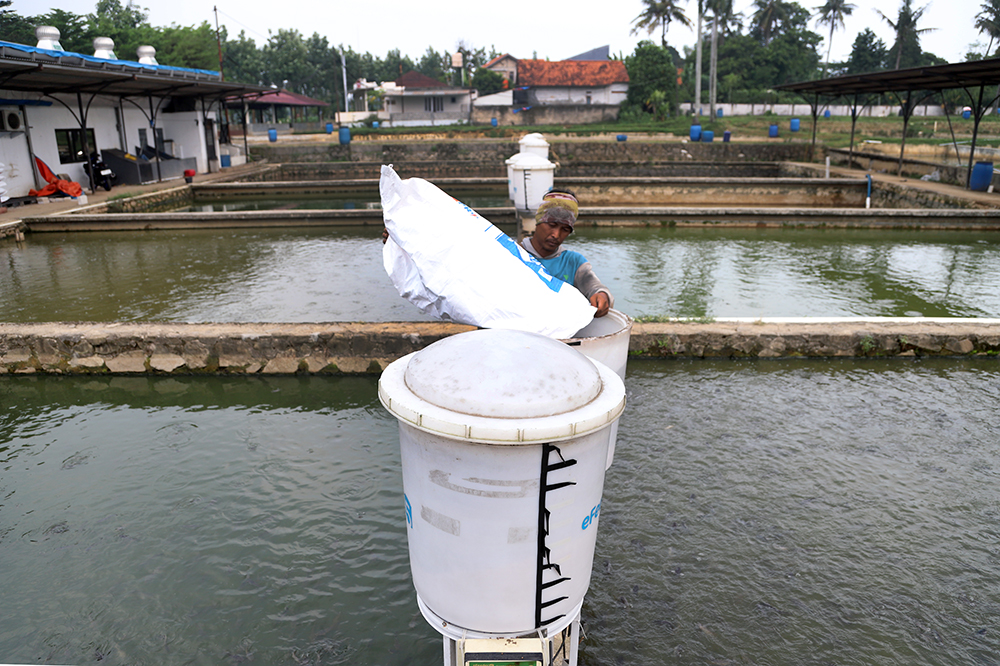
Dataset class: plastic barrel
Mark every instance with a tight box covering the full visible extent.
[491,117,498,127]
[723,130,731,142]
[220,154,231,168]
[790,118,801,132]
[970,161,994,191]
[717,108,724,118]
[824,109,831,119]
[338,127,351,145]
[690,124,702,141]
[616,134,627,142]
[963,108,972,120]
[701,130,714,142]
[267,128,277,142]
[325,122,333,134]
[769,124,779,138]
[373,121,379,129]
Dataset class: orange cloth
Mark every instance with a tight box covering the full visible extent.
[28,156,83,198]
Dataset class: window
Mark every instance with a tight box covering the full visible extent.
[586,92,592,105]
[424,96,444,113]
[55,128,97,164]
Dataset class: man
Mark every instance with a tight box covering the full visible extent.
[521,189,613,317]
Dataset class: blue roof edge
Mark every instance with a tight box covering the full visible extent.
[0,40,221,78]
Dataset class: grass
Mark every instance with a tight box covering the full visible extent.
[332,114,1000,151]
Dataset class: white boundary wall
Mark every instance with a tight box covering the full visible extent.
[681,103,948,118]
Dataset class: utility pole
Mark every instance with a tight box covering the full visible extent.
[213,6,224,80]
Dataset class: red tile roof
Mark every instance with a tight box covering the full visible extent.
[394,71,450,88]
[516,59,629,87]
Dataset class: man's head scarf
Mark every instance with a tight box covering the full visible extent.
[535,190,578,229]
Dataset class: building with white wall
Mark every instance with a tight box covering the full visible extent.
[0,31,268,200]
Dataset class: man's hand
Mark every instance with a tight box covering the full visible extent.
[590,292,610,317]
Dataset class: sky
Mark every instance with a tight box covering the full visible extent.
[15,0,994,71]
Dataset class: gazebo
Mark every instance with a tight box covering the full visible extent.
[227,88,331,135]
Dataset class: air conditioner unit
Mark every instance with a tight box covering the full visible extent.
[0,108,24,132]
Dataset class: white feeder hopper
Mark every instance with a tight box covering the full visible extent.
[93,37,116,60]
[504,152,529,203]
[510,153,555,214]
[518,132,550,159]
[379,328,625,645]
[35,26,63,51]
[136,45,158,65]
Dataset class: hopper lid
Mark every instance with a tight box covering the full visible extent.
[379,329,625,444]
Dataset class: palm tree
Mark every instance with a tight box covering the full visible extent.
[816,0,856,77]
[750,0,792,45]
[876,0,935,70]
[695,0,704,112]
[975,0,1000,56]
[706,0,734,118]
[631,0,693,49]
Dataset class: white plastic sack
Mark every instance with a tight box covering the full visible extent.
[380,164,594,338]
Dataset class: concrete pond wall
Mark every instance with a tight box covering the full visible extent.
[2,320,998,376]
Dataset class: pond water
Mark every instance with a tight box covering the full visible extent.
[2,227,1000,322]
[2,359,998,665]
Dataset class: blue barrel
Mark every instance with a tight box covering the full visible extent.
[970,161,994,191]
[690,124,702,141]
[723,130,731,142]
[716,108,724,118]
[824,109,831,119]
[325,122,334,134]
[267,128,277,142]
[701,130,714,142]
[616,134,627,142]
[339,127,351,145]
[491,117,498,127]
[790,118,800,132]
[963,108,972,120]
[373,121,379,129]
[220,154,231,168]
[769,124,779,138]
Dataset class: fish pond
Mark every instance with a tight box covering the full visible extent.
[2,226,1000,322]
[1,359,998,665]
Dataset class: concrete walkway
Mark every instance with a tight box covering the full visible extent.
[2,319,998,375]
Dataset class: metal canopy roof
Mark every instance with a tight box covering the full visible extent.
[0,41,268,99]
[776,57,1000,96]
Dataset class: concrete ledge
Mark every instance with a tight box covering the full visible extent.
[631,318,1000,359]
[0,322,476,375]
[1,319,999,375]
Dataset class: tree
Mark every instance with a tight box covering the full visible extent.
[30,8,92,53]
[417,46,450,83]
[815,0,856,77]
[749,0,794,45]
[706,0,737,117]
[624,40,679,118]
[0,0,36,45]
[223,30,264,84]
[87,0,155,61]
[845,27,887,74]
[876,0,935,70]
[631,0,692,49]
[471,67,505,96]
[155,22,218,70]
[975,0,1000,56]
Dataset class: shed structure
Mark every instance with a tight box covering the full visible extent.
[776,58,1000,188]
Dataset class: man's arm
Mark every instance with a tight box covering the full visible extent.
[574,262,613,317]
